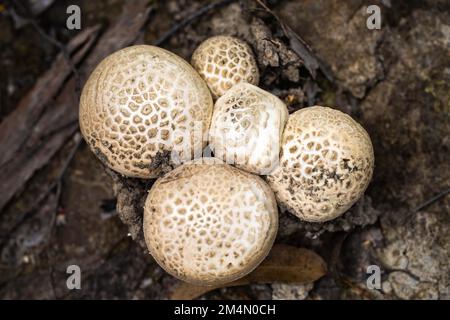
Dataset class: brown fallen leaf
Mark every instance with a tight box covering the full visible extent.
[170,244,327,300]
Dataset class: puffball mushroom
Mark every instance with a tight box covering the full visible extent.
[79,45,213,178]
[191,35,259,99]
[143,158,278,286]
[209,83,289,175]
[267,106,374,222]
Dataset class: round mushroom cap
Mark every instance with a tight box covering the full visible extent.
[79,45,213,178]
[209,83,288,175]
[191,36,259,99]
[143,158,278,286]
[267,106,374,222]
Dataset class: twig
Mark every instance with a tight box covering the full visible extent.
[0,133,82,250]
[414,187,450,212]
[154,0,237,46]
[0,0,150,212]
[254,0,289,36]
[32,24,81,95]
[253,0,333,81]
[45,132,82,234]
[398,187,450,230]
[56,134,83,184]
[6,0,81,93]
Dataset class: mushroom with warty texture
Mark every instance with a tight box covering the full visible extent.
[79,45,213,178]
[143,158,278,286]
[209,83,289,175]
[267,106,374,222]
[191,36,259,99]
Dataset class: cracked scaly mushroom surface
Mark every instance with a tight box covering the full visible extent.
[209,83,288,175]
[191,36,259,99]
[143,158,278,286]
[79,45,213,178]
[267,106,374,222]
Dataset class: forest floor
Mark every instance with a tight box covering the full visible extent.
[0,0,448,299]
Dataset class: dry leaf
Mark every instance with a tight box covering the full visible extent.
[170,244,327,300]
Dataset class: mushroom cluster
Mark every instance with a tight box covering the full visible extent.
[79,36,374,286]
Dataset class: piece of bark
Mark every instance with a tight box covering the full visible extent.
[0,25,99,169]
[0,27,99,212]
[80,1,153,73]
[0,0,153,212]
[0,191,57,268]
[248,17,303,84]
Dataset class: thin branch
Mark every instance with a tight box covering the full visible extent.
[414,187,450,212]
[154,0,237,46]
[55,134,83,184]
[402,187,450,228]
[6,0,81,93]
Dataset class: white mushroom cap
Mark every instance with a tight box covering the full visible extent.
[191,36,259,99]
[143,158,278,286]
[267,106,374,222]
[209,83,289,175]
[79,45,213,178]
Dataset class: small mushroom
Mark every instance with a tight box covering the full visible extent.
[267,106,374,222]
[209,83,289,175]
[79,45,213,178]
[143,158,278,286]
[191,35,259,99]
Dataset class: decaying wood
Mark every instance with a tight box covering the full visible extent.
[0,26,99,169]
[0,0,154,212]
[0,27,99,212]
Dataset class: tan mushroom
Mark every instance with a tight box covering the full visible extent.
[209,83,288,175]
[79,45,213,178]
[267,106,374,222]
[191,36,259,99]
[143,158,278,286]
